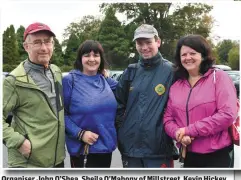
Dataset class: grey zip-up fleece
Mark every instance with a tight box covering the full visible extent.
[24,60,57,114]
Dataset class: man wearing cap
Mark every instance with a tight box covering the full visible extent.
[3,22,65,168]
[115,24,175,167]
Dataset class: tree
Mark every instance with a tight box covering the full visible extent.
[62,15,103,67]
[228,45,239,70]
[64,33,80,66]
[51,37,64,66]
[216,40,234,64]
[3,25,20,66]
[62,15,102,48]
[170,4,213,38]
[98,7,130,68]
[16,25,27,62]
[207,38,220,65]
[100,3,214,61]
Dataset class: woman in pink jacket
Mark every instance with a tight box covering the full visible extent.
[163,34,237,168]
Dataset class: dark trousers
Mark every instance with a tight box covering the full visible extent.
[184,145,234,168]
[121,155,174,168]
[70,153,112,168]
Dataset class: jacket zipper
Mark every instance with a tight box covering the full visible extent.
[183,82,195,157]
[50,68,60,167]
[16,73,60,167]
[185,77,204,126]
[186,88,192,126]
[44,68,53,93]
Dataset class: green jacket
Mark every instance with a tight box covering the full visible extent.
[3,61,65,168]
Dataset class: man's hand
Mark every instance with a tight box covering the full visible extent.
[18,139,31,158]
[175,128,185,142]
[82,131,99,145]
[180,135,194,147]
[102,69,109,78]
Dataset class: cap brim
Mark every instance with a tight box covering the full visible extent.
[28,29,56,37]
[133,34,155,41]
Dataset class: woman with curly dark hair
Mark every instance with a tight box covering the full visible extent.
[163,35,237,168]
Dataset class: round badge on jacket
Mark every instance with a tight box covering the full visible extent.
[155,84,165,96]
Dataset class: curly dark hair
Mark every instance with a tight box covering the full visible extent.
[74,40,108,74]
[174,34,215,80]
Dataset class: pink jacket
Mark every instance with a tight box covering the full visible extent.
[163,68,237,153]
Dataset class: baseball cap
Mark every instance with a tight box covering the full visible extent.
[133,24,159,41]
[23,22,55,41]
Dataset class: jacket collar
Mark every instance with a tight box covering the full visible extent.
[70,69,101,79]
[139,52,162,68]
[202,68,215,78]
[9,60,54,84]
[24,59,50,72]
[9,61,30,83]
[181,68,215,86]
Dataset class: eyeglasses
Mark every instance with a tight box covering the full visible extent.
[28,39,54,48]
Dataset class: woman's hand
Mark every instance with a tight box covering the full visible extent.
[175,127,185,142]
[82,131,99,145]
[180,135,194,147]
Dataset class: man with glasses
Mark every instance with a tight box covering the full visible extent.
[115,24,176,167]
[3,22,65,168]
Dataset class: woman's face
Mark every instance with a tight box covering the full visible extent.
[180,45,202,75]
[82,50,101,76]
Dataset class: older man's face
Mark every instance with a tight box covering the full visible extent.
[24,32,54,66]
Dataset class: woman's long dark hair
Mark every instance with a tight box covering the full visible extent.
[174,34,215,80]
[74,40,108,74]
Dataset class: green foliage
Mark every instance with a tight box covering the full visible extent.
[59,65,73,72]
[62,15,102,66]
[3,25,20,65]
[3,64,18,72]
[64,33,80,66]
[2,3,239,71]
[212,48,220,65]
[171,4,213,38]
[216,40,234,64]
[98,7,130,68]
[16,25,28,62]
[62,15,102,47]
[206,38,220,64]
[228,45,240,70]
[100,3,214,60]
[51,37,64,66]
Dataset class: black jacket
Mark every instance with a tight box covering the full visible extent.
[115,53,175,158]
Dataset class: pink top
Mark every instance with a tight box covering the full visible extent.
[163,68,237,153]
